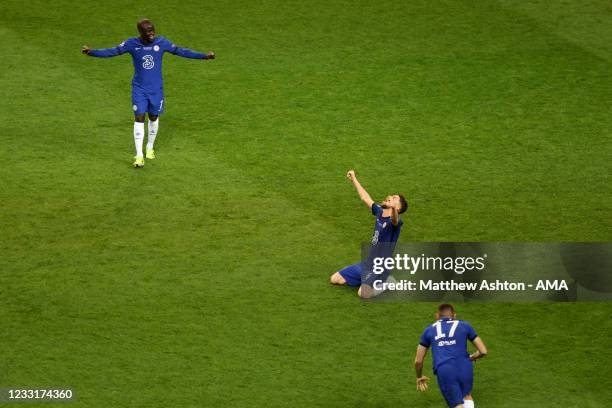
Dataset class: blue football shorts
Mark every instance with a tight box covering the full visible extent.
[338,263,363,287]
[436,360,474,408]
[338,262,390,287]
[132,87,164,116]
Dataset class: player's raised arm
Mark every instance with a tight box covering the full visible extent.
[346,170,374,208]
[469,336,488,361]
[414,344,430,392]
[390,206,399,226]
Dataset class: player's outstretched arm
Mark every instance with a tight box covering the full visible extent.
[81,45,122,57]
[346,170,374,208]
[171,46,215,60]
[469,336,488,361]
[414,345,429,392]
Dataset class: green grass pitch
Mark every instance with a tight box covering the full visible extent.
[1,0,611,406]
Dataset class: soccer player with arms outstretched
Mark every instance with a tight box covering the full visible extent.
[82,19,215,167]
[415,304,488,408]
[329,170,408,298]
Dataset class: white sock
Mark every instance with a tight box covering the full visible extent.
[134,122,144,157]
[146,118,159,150]
[463,400,474,408]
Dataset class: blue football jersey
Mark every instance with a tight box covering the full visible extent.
[88,36,207,92]
[419,317,478,373]
[366,203,403,263]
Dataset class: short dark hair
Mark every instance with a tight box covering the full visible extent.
[137,19,153,30]
[398,194,408,214]
[438,303,455,314]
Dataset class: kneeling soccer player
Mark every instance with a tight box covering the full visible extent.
[329,170,407,298]
[414,304,488,408]
[82,19,215,168]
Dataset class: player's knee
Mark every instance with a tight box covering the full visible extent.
[358,285,374,299]
[330,272,346,285]
[134,114,146,123]
[148,114,158,121]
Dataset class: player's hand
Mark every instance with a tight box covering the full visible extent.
[81,45,91,55]
[346,170,356,181]
[207,51,215,59]
[416,376,429,392]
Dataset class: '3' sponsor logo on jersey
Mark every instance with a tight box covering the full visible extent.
[142,55,154,69]
[371,230,379,246]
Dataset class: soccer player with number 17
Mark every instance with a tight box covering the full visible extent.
[414,304,488,408]
[82,19,215,168]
